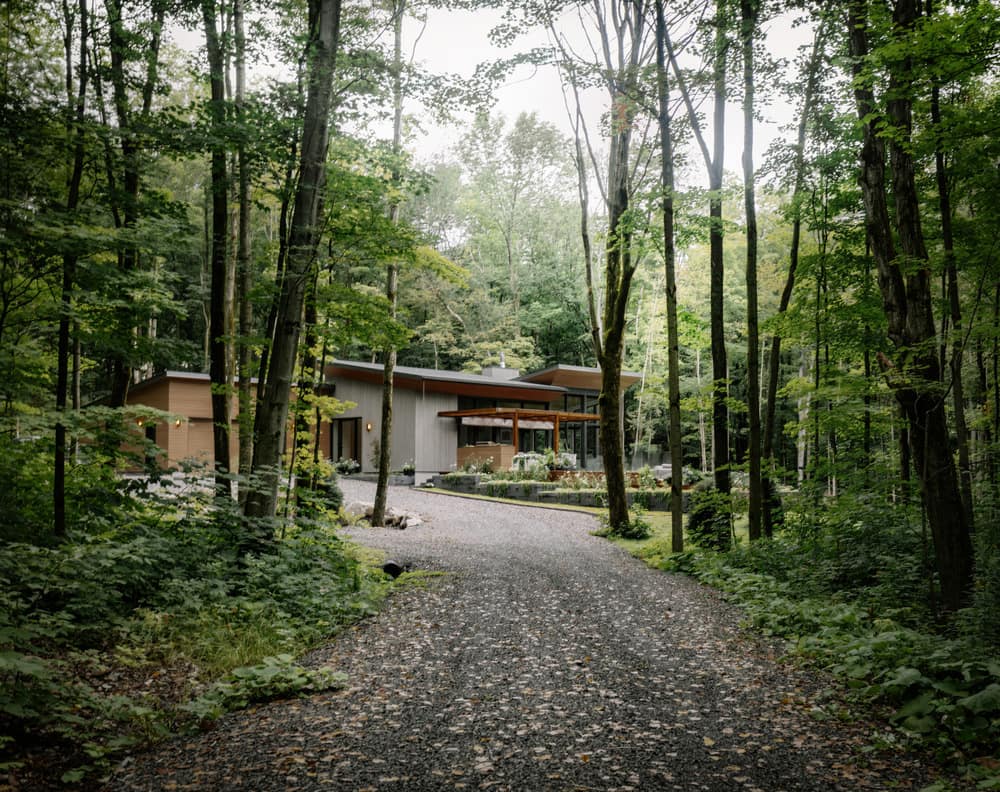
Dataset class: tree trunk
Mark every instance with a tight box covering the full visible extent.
[848,0,973,611]
[696,348,707,472]
[929,53,974,528]
[372,0,406,526]
[992,285,1000,498]
[552,2,645,533]
[104,0,164,406]
[244,0,342,531]
[741,0,761,540]
[55,0,88,538]
[234,0,254,497]
[656,0,683,552]
[708,0,730,498]
[601,79,639,532]
[203,0,231,491]
[599,346,628,528]
[763,25,823,536]
[666,3,729,498]
[291,279,320,510]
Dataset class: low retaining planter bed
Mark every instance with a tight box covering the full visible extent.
[431,473,481,493]
[477,480,558,501]
[431,475,687,511]
[540,489,608,508]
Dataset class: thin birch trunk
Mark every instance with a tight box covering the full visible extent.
[55,0,88,537]
[763,26,823,536]
[235,0,255,498]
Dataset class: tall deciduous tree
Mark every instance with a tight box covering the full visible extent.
[372,0,406,527]
[655,0,683,552]
[847,0,972,611]
[102,0,166,406]
[667,0,730,500]
[551,0,649,532]
[244,0,343,531]
[202,0,231,491]
[762,23,825,537]
[925,0,973,530]
[54,0,89,537]
[740,0,761,540]
[234,0,255,493]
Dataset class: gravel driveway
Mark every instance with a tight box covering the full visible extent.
[107,481,938,791]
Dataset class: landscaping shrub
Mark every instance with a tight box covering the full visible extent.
[310,469,344,514]
[334,457,360,475]
[636,465,657,490]
[686,487,732,551]
[595,506,651,540]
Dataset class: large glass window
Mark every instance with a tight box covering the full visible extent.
[560,425,582,457]
[459,424,506,446]
[518,428,551,453]
[586,422,599,460]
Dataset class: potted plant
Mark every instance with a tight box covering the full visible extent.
[389,460,416,486]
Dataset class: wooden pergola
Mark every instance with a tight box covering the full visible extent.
[437,407,600,454]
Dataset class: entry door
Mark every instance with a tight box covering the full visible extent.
[333,418,360,463]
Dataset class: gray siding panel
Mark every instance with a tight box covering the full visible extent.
[331,381,456,474]
[414,391,458,474]
[391,389,417,472]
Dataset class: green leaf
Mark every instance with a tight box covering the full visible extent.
[882,666,926,690]
[896,690,936,719]
[61,767,89,783]
[900,714,936,734]
[931,678,968,698]
[958,684,1000,714]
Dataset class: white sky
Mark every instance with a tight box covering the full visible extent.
[402,6,816,186]
[171,5,815,188]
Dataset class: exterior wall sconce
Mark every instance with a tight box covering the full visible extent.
[174,419,182,427]
[366,421,373,432]
[136,419,144,427]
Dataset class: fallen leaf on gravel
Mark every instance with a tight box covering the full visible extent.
[97,482,967,792]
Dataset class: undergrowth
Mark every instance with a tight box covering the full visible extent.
[593,505,652,540]
[645,491,1000,789]
[0,447,394,786]
[664,550,1000,773]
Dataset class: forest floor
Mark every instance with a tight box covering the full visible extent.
[104,481,962,791]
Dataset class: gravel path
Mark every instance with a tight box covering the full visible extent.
[107,482,938,791]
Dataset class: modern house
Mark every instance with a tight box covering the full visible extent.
[123,371,263,472]
[126,361,640,482]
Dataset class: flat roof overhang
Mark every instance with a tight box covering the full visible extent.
[517,364,642,391]
[326,362,566,402]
